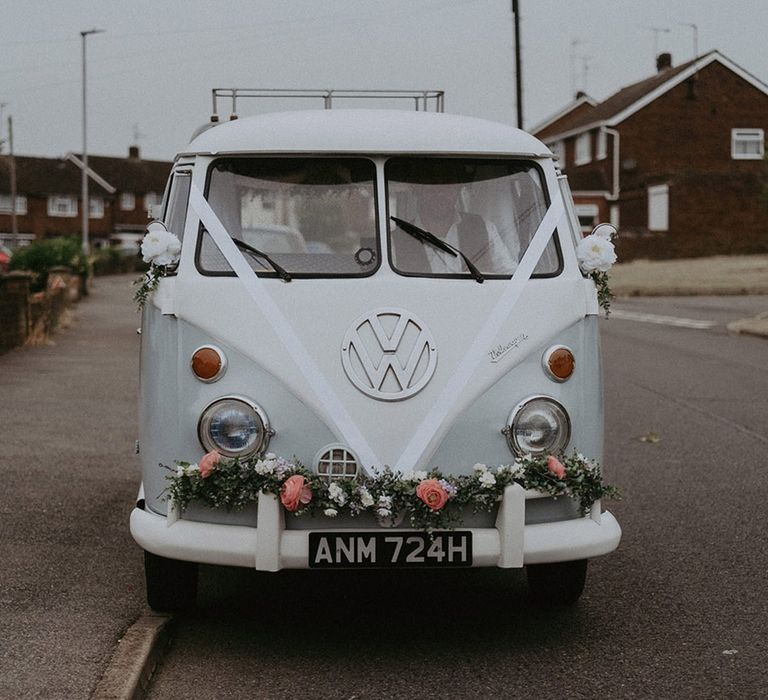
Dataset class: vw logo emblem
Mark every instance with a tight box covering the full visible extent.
[341,308,437,401]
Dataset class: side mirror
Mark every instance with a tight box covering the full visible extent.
[148,204,165,220]
[590,223,617,240]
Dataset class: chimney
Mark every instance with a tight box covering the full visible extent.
[128,145,140,160]
[656,52,672,72]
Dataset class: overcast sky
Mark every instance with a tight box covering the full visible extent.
[2,0,767,162]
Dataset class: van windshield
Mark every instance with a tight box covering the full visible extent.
[199,157,379,277]
[386,158,560,278]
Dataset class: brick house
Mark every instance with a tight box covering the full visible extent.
[0,146,171,251]
[533,50,768,259]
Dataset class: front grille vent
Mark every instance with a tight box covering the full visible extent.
[314,445,359,482]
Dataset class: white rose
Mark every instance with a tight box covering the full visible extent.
[577,234,617,273]
[358,487,374,508]
[324,508,338,517]
[473,463,488,473]
[254,458,276,475]
[479,470,496,488]
[141,225,182,266]
[328,482,347,506]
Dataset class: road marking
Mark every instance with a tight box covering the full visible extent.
[610,310,717,330]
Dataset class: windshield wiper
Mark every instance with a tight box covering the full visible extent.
[390,216,484,283]
[231,237,292,282]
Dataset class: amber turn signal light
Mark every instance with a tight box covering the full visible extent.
[191,345,226,382]
[543,345,575,382]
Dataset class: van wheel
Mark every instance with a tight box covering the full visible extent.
[144,551,198,612]
[526,559,588,607]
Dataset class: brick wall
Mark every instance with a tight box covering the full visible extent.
[0,272,31,352]
[0,269,78,353]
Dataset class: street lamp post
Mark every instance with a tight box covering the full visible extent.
[511,0,523,130]
[80,28,105,257]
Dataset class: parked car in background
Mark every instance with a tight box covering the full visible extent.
[0,245,11,272]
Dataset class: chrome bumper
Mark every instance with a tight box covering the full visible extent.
[130,483,621,570]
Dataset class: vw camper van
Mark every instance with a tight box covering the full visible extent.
[130,90,621,610]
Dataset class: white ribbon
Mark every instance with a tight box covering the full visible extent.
[189,181,564,474]
[395,193,566,470]
[188,184,381,472]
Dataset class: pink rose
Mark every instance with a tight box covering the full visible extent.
[415,478,450,511]
[199,450,221,478]
[546,455,566,479]
[280,475,313,512]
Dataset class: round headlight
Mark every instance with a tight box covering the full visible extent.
[504,396,571,457]
[198,397,271,457]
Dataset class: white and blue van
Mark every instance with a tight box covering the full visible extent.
[130,90,621,610]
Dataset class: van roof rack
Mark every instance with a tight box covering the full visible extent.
[210,88,445,122]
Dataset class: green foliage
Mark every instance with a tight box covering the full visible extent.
[590,270,614,316]
[92,246,147,276]
[9,237,87,292]
[133,266,167,309]
[164,452,620,532]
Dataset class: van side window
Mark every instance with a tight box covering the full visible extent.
[166,171,192,241]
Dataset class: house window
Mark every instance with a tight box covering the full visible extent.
[548,141,565,166]
[574,133,591,165]
[89,197,104,219]
[648,184,669,232]
[596,130,607,160]
[731,129,764,160]
[0,195,27,215]
[120,192,136,211]
[574,203,599,233]
[47,195,78,218]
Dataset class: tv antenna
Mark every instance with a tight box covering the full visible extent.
[679,22,699,58]
[642,25,671,60]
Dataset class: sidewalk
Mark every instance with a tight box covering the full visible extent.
[611,254,768,337]
[0,274,146,698]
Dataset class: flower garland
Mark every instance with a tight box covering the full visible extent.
[576,226,617,315]
[163,451,619,531]
[133,222,182,309]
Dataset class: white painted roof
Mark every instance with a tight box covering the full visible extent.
[183,109,551,157]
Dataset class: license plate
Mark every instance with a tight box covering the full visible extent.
[308,531,472,569]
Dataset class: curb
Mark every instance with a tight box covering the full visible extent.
[726,312,768,339]
[91,613,174,700]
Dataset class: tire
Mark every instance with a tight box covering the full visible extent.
[144,551,199,612]
[526,559,588,607]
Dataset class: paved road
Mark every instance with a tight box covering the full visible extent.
[145,296,768,699]
[0,275,146,698]
[2,289,766,698]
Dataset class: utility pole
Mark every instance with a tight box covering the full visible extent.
[9,116,17,237]
[0,102,7,153]
[512,0,523,129]
[81,28,105,257]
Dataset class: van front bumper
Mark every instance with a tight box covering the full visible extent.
[130,483,621,571]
